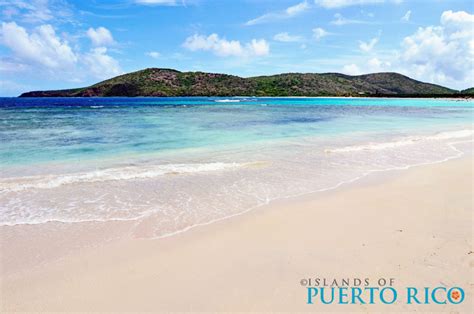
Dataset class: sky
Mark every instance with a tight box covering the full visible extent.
[0,0,473,96]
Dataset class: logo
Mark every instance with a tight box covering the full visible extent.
[300,277,465,305]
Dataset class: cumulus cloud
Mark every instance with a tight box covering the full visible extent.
[245,1,310,26]
[342,57,391,75]
[359,35,379,52]
[342,10,474,89]
[183,33,270,57]
[367,57,391,71]
[0,22,77,68]
[312,27,329,40]
[0,22,122,81]
[440,10,474,38]
[401,10,411,22]
[400,10,473,85]
[249,39,271,56]
[146,51,161,58]
[342,63,362,75]
[273,32,303,42]
[83,47,122,79]
[441,10,474,24]
[87,27,115,46]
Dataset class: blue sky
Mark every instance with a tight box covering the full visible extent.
[0,0,473,96]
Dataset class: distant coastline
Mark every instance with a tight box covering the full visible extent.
[19,68,474,98]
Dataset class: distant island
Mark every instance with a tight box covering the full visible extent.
[20,68,474,98]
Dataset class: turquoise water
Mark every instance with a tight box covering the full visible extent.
[0,97,472,235]
[1,97,472,167]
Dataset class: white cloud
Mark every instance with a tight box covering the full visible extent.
[312,27,329,40]
[331,13,365,25]
[83,47,122,79]
[342,63,361,75]
[341,10,474,89]
[183,34,242,56]
[399,10,474,86]
[245,1,310,26]
[0,22,122,82]
[183,33,269,57]
[273,32,303,42]
[401,10,411,22]
[440,10,474,39]
[440,10,474,24]
[0,22,77,68]
[342,57,391,75]
[367,57,391,71]
[134,0,178,5]
[359,35,379,52]
[249,39,270,56]
[314,0,383,9]
[86,27,115,46]
[146,51,161,58]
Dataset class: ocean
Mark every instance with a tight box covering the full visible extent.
[0,97,472,237]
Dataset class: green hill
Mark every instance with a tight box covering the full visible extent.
[20,68,459,97]
[461,87,474,94]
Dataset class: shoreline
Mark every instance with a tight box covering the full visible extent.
[0,136,471,229]
[1,154,472,312]
[0,132,473,228]
[1,136,471,231]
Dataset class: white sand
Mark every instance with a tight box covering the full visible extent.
[1,157,472,312]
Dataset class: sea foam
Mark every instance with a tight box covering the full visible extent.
[0,162,245,192]
[325,129,473,153]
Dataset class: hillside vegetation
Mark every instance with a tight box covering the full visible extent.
[461,87,474,94]
[20,68,463,97]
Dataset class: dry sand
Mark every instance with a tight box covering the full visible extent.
[1,157,473,312]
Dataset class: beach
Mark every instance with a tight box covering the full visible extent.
[2,0,473,311]
[1,97,472,312]
[1,155,472,312]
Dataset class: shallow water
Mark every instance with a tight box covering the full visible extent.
[0,97,472,237]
